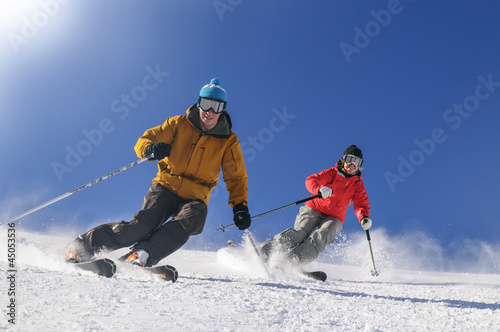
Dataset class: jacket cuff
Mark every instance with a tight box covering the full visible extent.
[233,202,248,214]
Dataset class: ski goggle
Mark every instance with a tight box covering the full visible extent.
[343,154,363,167]
[198,97,226,114]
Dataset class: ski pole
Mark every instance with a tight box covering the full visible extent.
[216,194,321,232]
[245,229,271,277]
[366,229,379,276]
[0,155,152,227]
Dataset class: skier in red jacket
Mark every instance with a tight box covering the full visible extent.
[259,145,371,265]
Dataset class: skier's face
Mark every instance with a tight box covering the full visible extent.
[199,107,221,131]
[343,162,359,175]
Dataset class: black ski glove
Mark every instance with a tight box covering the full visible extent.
[144,143,171,160]
[233,203,251,230]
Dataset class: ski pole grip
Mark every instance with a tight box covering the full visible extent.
[366,229,371,241]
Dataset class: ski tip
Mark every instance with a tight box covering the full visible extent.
[302,270,327,282]
[72,258,116,278]
[158,265,178,283]
[166,265,178,283]
[96,258,116,278]
[107,259,117,277]
[147,264,178,282]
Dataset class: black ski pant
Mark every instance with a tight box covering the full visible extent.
[76,183,208,266]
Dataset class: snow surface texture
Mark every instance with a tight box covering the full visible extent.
[1,229,499,331]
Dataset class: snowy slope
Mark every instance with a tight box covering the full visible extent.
[1,230,499,331]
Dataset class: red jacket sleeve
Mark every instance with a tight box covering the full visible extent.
[305,167,336,195]
[353,180,370,222]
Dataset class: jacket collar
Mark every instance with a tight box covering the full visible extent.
[186,104,232,138]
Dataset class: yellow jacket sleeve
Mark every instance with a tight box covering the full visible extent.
[222,133,248,208]
[134,117,180,158]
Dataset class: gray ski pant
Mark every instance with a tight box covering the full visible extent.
[259,205,342,265]
[76,183,207,266]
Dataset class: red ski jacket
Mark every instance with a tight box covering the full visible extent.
[305,163,370,224]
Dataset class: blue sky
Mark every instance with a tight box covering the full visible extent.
[1,1,499,262]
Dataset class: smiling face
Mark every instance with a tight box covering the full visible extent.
[342,161,359,175]
[198,107,221,131]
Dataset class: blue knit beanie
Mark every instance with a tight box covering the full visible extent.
[199,78,227,102]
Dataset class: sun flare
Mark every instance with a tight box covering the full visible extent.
[0,0,40,33]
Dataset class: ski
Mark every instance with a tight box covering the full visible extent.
[143,264,178,282]
[117,254,178,282]
[301,270,327,282]
[269,264,327,282]
[69,258,177,282]
[71,258,116,278]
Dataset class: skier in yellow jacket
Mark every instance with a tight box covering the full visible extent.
[65,78,251,267]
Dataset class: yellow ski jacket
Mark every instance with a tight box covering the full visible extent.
[135,105,248,208]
